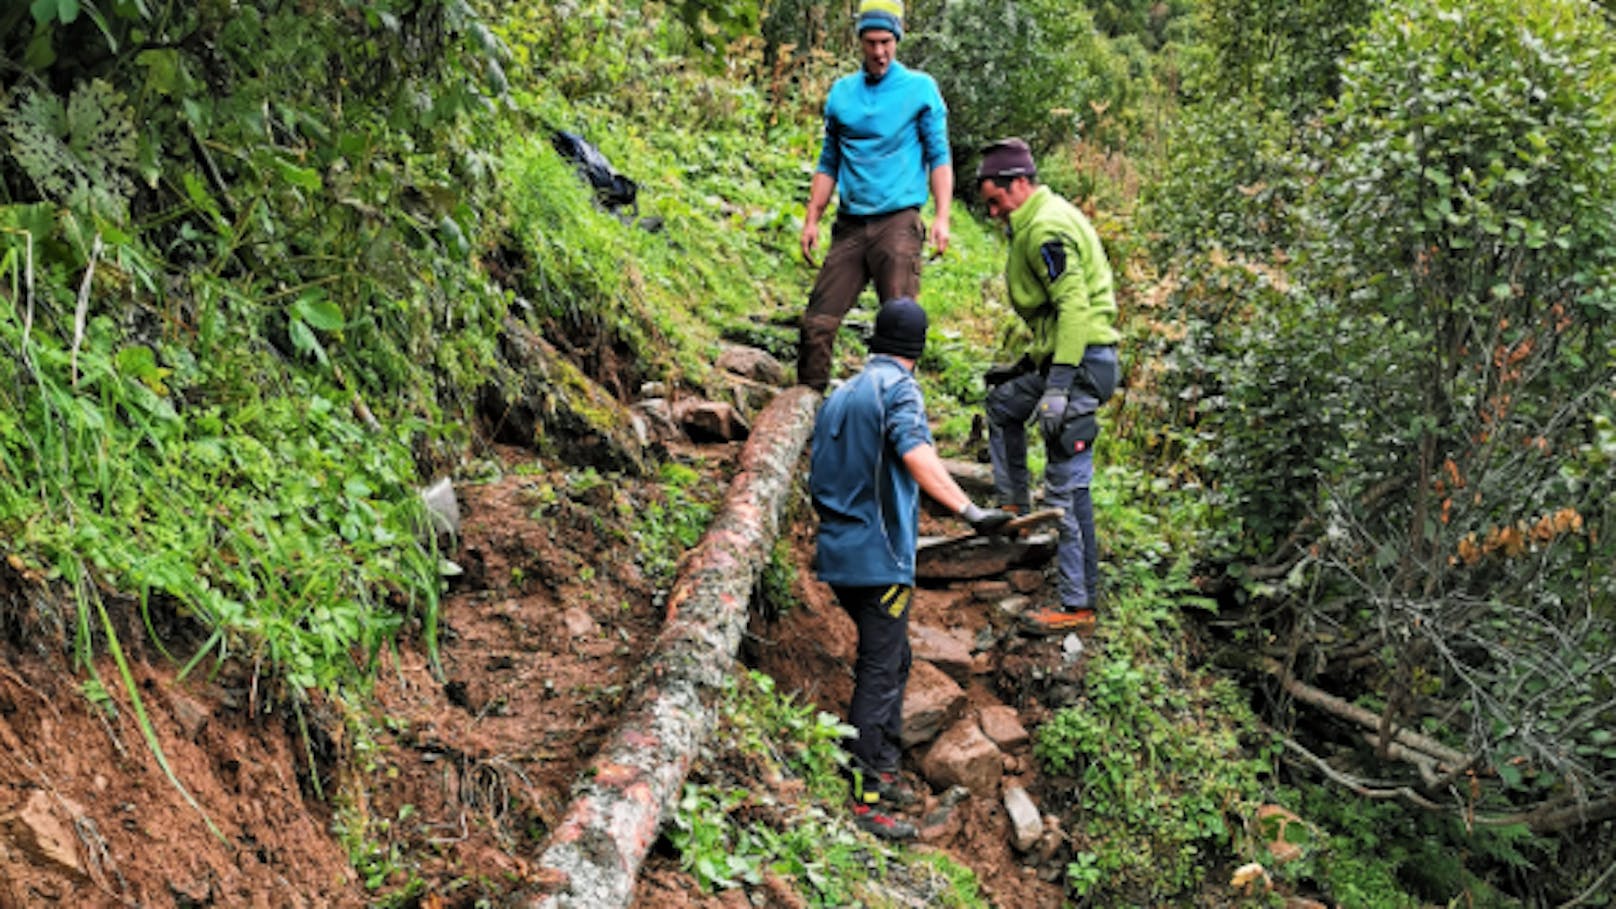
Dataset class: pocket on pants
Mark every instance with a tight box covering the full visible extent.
[1054,407,1099,459]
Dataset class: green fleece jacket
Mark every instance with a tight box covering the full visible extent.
[1004,185,1120,369]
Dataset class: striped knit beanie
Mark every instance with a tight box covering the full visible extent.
[856,0,904,40]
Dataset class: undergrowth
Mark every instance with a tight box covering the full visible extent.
[669,670,990,908]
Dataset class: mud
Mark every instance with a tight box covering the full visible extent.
[0,433,1085,908]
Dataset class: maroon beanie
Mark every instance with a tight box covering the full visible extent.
[869,297,928,360]
[975,137,1037,180]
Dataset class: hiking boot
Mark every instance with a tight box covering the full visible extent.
[854,769,920,808]
[1018,607,1097,636]
[852,803,918,841]
[871,771,920,808]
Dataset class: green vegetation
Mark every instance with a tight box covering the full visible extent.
[3,0,1612,905]
[672,670,990,908]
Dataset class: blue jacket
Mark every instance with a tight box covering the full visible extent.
[810,356,934,586]
[816,61,950,218]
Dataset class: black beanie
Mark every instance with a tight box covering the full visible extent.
[870,297,928,360]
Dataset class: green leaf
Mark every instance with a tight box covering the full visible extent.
[271,156,323,192]
[1497,762,1523,788]
[287,317,328,365]
[292,294,345,331]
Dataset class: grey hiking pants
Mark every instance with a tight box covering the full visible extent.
[985,345,1120,609]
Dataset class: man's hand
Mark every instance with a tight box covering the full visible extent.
[958,502,1013,535]
[800,219,821,267]
[929,219,950,259]
[1036,386,1069,440]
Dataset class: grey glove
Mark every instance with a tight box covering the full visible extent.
[1036,364,1081,441]
[1036,387,1068,440]
[959,501,1013,535]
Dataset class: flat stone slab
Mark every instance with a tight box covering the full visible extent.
[915,532,1057,581]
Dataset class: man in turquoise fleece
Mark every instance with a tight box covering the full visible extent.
[810,298,1009,839]
[795,0,953,391]
[975,138,1122,636]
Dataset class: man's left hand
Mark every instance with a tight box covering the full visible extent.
[929,220,950,259]
[1037,387,1068,440]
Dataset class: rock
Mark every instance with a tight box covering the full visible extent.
[420,477,460,536]
[917,785,971,843]
[1031,816,1064,864]
[0,790,86,880]
[169,690,212,741]
[562,608,597,639]
[910,624,974,683]
[994,595,1030,621]
[920,718,1003,797]
[915,533,1057,582]
[481,318,647,475]
[1003,786,1043,852]
[673,399,751,443]
[978,705,1029,750]
[900,661,965,748]
[631,398,681,443]
[971,580,1012,601]
[716,345,785,385]
[1005,569,1044,593]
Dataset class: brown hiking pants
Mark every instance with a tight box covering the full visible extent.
[796,208,924,391]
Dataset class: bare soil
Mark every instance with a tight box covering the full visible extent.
[0,433,1084,908]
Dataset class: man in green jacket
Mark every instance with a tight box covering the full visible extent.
[975,138,1121,635]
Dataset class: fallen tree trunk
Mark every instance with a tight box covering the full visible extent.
[512,386,819,909]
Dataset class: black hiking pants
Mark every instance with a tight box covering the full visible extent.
[833,583,913,776]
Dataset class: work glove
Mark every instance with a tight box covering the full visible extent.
[1036,387,1069,441]
[1036,364,1080,441]
[958,501,1013,535]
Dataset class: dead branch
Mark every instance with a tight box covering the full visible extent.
[1258,656,1472,770]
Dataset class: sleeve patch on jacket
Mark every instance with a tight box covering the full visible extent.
[1039,240,1067,282]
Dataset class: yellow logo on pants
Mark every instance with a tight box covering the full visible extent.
[882,585,912,618]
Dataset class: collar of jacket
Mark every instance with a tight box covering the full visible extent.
[1006,184,1053,240]
[862,59,907,85]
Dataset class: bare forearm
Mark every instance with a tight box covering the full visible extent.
[901,443,970,514]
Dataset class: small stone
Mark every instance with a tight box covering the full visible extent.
[562,608,597,639]
[1005,569,1044,593]
[169,691,211,741]
[995,595,1030,619]
[979,705,1030,749]
[0,791,86,880]
[972,581,1012,601]
[1003,786,1043,851]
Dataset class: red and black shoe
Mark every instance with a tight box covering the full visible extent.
[851,803,918,841]
[871,771,919,808]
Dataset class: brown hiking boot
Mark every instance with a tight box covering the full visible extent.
[1018,607,1098,636]
[851,803,918,840]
